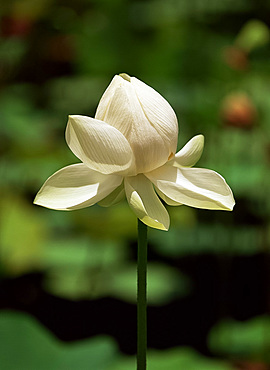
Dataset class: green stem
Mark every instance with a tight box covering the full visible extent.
[137,219,148,370]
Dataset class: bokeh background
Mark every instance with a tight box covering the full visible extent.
[1,0,270,369]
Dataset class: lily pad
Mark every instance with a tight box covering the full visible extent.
[0,310,118,370]
[105,262,191,305]
[108,346,233,370]
[208,315,270,361]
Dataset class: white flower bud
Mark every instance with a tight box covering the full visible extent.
[95,74,179,174]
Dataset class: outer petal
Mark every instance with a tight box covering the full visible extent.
[130,76,178,152]
[34,163,123,210]
[98,183,125,207]
[146,166,235,211]
[124,174,170,231]
[155,188,182,206]
[66,115,135,175]
[94,75,121,121]
[95,75,178,174]
[169,135,204,168]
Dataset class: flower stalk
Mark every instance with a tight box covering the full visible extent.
[137,219,148,370]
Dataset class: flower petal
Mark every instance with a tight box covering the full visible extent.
[155,187,182,206]
[94,75,122,122]
[98,183,125,207]
[170,135,204,168]
[124,174,170,230]
[34,163,123,210]
[66,115,135,175]
[130,76,178,151]
[146,165,235,211]
[95,75,178,174]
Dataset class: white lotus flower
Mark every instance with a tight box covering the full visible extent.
[34,73,235,230]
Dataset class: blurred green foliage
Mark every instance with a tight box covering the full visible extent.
[0,310,234,370]
[208,315,270,363]
[1,0,270,368]
[0,311,118,370]
[108,347,234,370]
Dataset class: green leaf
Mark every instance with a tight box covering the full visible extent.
[43,237,128,300]
[0,195,46,275]
[108,347,233,370]
[150,221,264,257]
[208,315,270,361]
[0,311,118,370]
[106,262,191,305]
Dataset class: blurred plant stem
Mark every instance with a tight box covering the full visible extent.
[137,219,148,370]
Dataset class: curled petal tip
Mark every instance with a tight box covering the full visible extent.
[119,73,131,81]
[139,217,169,231]
[125,175,170,231]
[227,198,236,211]
[197,134,204,141]
[172,134,205,168]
